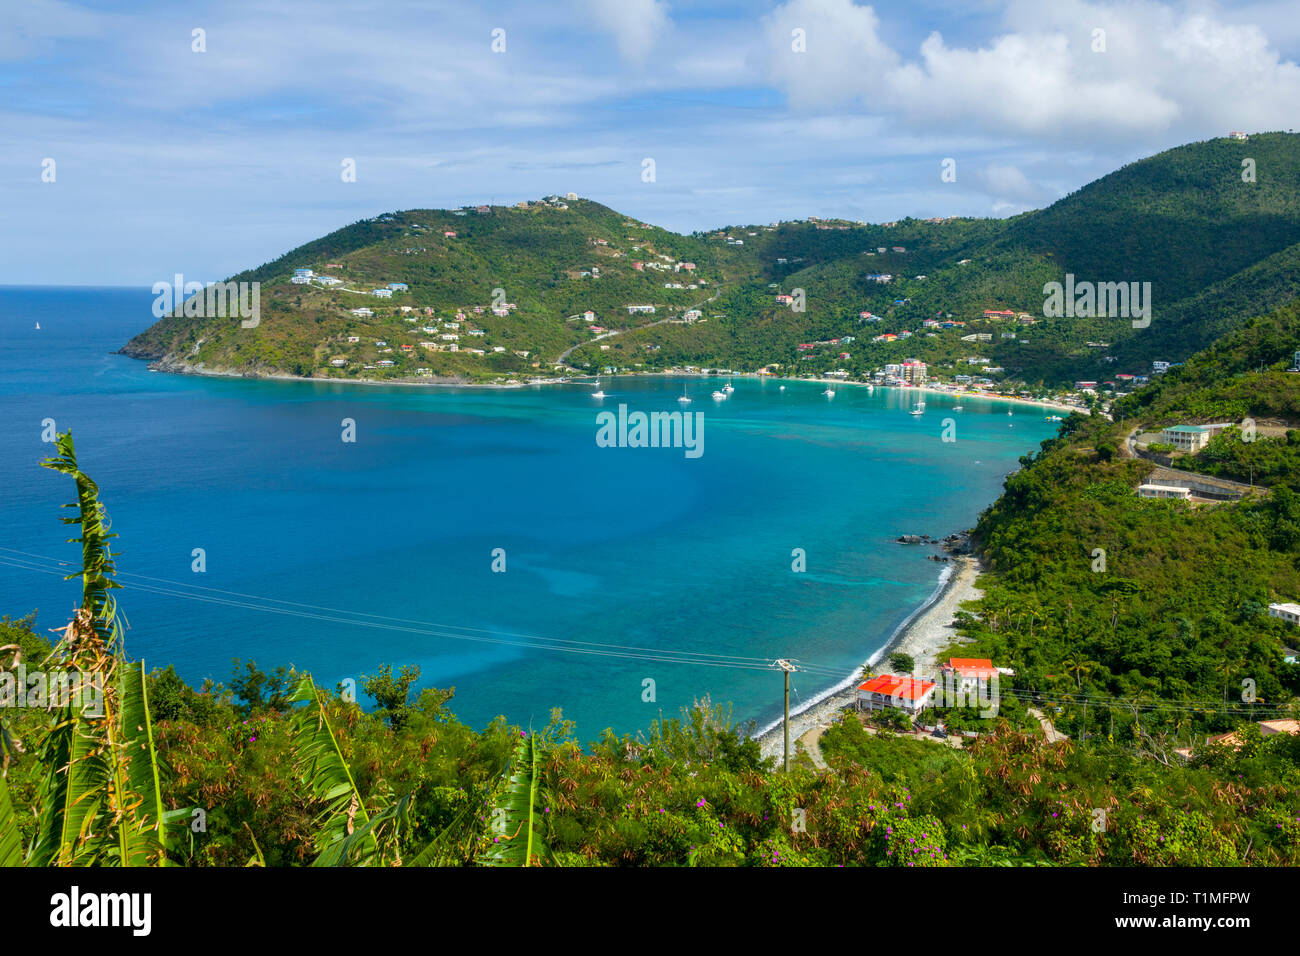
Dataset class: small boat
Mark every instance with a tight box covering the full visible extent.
[712,390,727,401]
[1007,409,1013,416]
[591,390,605,399]
[952,405,963,411]
[1044,415,1063,422]
[722,380,735,393]
[779,385,786,391]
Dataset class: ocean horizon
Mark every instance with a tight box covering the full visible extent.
[0,285,1057,738]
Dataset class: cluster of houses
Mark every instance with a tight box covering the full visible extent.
[290,268,345,288]
[856,658,1004,717]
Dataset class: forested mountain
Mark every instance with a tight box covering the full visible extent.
[122,133,1300,387]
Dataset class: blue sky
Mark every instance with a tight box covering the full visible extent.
[3,0,1299,285]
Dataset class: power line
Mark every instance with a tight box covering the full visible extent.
[0,552,852,677]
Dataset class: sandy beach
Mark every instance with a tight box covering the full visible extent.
[753,555,985,762]
[141,360,1087,413]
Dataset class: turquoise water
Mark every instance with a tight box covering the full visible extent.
[0,286,1057,738]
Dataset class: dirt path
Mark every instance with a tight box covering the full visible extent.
[796,723,830,770]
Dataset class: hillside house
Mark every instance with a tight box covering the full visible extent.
[1138,484,1192,500]
[942,658,998,691]
[1159,424,1225,452]
[1268,603,1300,626]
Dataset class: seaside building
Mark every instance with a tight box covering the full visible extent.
[901,359,927,385]
[856,675,937,716]
[942,658,997,691]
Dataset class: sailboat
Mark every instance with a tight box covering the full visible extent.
[677,386,692,404]
[823,385,836,397]
[34,322,40,330]
[909,401,925,415]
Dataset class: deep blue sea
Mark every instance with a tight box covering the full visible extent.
[0,286,1057,739]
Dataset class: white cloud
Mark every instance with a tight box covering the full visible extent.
[578,0,671,63]
[758,0,1300,141]
[757,0,899,109]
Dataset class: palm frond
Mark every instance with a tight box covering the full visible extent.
[477,731,549,867]
[0,771,23,867]
[285,676,380,865]
[117,660,168,865]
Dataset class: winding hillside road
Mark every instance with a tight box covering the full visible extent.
[557,290,722,371]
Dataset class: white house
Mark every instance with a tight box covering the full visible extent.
[1138,484,1192,500]
[1268,603,1300,626]
[856,675,937,716]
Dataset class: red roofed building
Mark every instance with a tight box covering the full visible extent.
[856,674,937,715]
[943,657,998,690]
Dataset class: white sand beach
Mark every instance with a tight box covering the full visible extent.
[753,555,985,762]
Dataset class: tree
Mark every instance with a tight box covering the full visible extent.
[362,664,422,730]
[889,652,916,674]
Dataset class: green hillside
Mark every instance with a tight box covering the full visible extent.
[123,134,1300,387]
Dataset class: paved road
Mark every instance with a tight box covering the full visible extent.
[1028,707,1068,743]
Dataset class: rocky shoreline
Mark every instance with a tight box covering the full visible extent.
[753,554,984,762]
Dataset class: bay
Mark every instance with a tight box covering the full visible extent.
[0,286,1057,738]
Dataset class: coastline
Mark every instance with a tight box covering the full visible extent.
[752,554,985,761]
[128,357,1086,412]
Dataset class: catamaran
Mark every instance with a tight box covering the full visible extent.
[678,387,692,404]
[712,390,727,401]
[722,380,735,393]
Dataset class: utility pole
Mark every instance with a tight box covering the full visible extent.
[774,659,796,772]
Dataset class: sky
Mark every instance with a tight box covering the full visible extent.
[3,0,1300,285]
